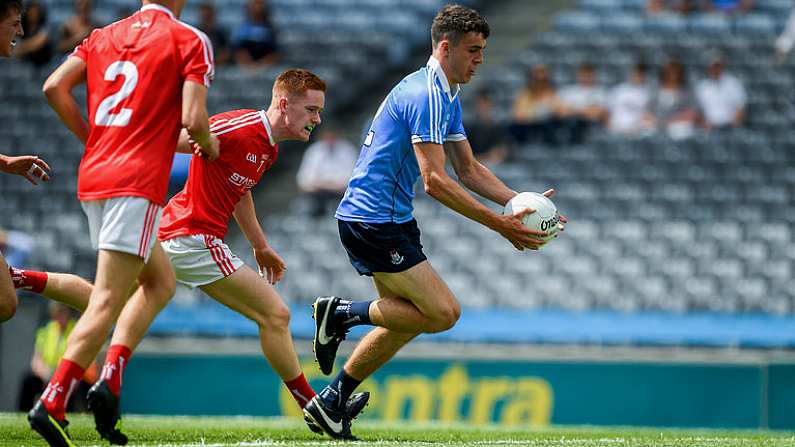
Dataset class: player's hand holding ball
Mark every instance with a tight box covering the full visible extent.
[499,188,565,251]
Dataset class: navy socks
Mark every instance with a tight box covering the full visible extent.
[334,299,373,330]
[319,369,362,412]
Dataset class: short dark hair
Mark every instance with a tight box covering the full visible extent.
[431,4,489,48]
[0,0,23,20]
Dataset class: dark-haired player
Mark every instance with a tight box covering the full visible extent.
[305,4,564,440]
[0,0,52,323]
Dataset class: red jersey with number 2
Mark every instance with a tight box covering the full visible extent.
[158,109,279,241]
[71,4,214,205]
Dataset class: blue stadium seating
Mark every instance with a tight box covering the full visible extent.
[4,0,795,347]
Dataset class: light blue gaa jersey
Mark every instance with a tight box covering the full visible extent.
[335,56,467,224]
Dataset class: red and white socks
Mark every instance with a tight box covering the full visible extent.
[285,373,316,409]
[41,359,84,421]
[9,267,48,293]
[39,345,132,420]
[101,344,132,396]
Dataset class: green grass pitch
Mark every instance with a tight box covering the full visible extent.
[1,413,792,446]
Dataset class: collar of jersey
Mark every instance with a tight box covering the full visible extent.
[426,56,459,102]
[259,110,275,146]
[140,3,175,19]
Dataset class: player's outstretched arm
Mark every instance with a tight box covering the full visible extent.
[42,56,89,144]
[232,192,286,284]
[445,139,568,235]
[444,139,515,206]
[182,81,219,161]
[0,154,50,184]
[415,142,547,250]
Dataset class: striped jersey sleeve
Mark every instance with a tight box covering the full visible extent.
[176,21,214,87]
[209,109,264,137]
[407,73,447,145]
[446,97,467,142]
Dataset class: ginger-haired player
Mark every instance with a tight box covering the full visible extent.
[15,69,368,443]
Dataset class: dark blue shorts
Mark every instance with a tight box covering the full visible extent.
[337,219,427,276]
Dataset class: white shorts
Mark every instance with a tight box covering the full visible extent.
[81,197,162,262]
[160,234,244,288]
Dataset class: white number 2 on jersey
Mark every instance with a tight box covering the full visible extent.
[95,61,139,127]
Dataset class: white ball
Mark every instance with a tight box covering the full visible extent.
[503,192,561,244]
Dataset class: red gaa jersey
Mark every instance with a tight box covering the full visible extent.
[72,4,214,205]
[158,109,279,241]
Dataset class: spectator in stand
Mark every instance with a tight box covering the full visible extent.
[56,0,100,54]
[607,61,655,136]
[646,0,698,14]
[646,0,670,14]
[17,302,98,412]
[648,0,754,14]
[647,0,664,14]
[14,1,52,67]
[557,63,608,144]
[695,54,746,129]
[296,125,358,218]
[197,2,230,66]
[651,59,697,139]
[233,0,280,69]
[775,7,795,62]
[705,0,755,13]
[466,88,509,166]
[509,64,563,145]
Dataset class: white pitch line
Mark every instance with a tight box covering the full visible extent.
[74,440,648,447]
[75,435,794,447]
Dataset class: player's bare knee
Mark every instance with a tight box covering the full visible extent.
[88,290,126,319]
[160,273,176,299]
[255,302,290,332]
[439,307,460,331]
[451,302,462,321]
[426,304,460,333]
[140,272,176,302]
[268,304,290,330]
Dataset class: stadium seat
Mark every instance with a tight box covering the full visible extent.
[734,14,777,37]
[554,12,601,35]
[643,14,687,36]
[580,0,623,14]
[756,0,793,16]
[6,0,794,339]
[601,13,643,36]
